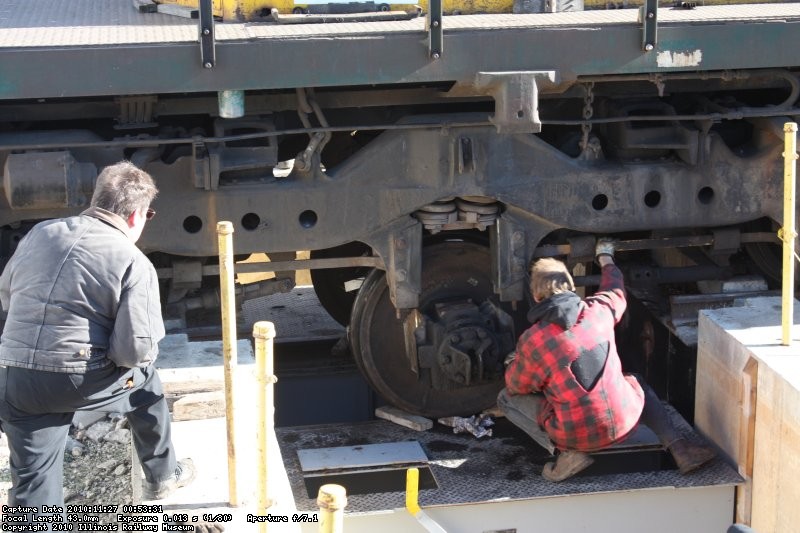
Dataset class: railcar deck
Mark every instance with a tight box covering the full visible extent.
[1,1,800,47]
[0,1,799,98]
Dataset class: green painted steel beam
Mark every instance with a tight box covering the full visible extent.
[0,15,798,99]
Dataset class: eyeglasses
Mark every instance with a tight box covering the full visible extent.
[145,208,156,220]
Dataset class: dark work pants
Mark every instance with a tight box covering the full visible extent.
[0,364,176,518]
[632,373,681,448]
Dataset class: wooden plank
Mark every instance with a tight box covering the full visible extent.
[751,366,800,532]
[735,357,757,525]
[375,406,433,432]
[172,391,226,421]
[156,2,198,17]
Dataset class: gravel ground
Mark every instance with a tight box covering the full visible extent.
[0,415,231,533]
[0,435,11,504]
[0,414,134,525]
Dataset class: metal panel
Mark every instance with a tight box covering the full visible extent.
[302,465,438,498]
[297,441,428,472]
[323,486,736,533]
[120,121,783,259]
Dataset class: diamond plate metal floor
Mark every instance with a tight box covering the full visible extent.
[277,407,741,514]
[2,0,800,48]
[242,285,345,342]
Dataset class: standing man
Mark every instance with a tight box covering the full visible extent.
[499,240,715,481]
[0,161,194,520]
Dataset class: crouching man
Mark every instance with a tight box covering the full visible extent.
[498,239,715,481]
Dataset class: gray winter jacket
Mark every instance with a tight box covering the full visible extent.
[0,207,165,373]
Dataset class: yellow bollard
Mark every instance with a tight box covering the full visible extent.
[781,123,798,346]
[317,484,347,533]
[253,321,277,532]
[216,221,239,506]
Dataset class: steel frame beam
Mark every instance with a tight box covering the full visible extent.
[58,116,777,263]
[1,16,799,100]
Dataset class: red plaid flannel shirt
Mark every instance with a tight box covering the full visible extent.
[505,264,644,451]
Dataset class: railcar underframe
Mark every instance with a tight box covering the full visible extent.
[1,1,799,415]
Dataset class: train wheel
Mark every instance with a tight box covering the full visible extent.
[310,242,372,326]
[349,241,525,418]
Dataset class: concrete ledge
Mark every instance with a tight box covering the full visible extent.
[173,391,226,421]
[142,369,301,532]
[144,334,303,530]
[156,335,255,410]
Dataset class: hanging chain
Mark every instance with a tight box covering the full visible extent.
[579,82,595,153]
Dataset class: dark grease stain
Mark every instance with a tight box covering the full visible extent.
[505,469,526,481]
[282,433,300,444]
[426,440,469,453]
[343,437,371,446]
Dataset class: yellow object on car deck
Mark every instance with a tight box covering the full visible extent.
[155,0,512,20]
[154,0,785,21]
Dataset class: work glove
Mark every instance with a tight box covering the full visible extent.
[595,238,615,263]
[503,351,517,368]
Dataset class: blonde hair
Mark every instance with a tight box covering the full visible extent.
[530,258,575,301]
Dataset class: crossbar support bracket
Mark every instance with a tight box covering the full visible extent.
[199,0,216,68]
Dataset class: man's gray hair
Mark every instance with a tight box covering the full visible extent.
[91,161,158,218]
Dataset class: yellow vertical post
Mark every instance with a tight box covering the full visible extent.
[216,221,239,506]
[405,468,420,516]
[405,468,447,532]
[317,484,347,533]
[253,321,276,532]
[782,123,798,346]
